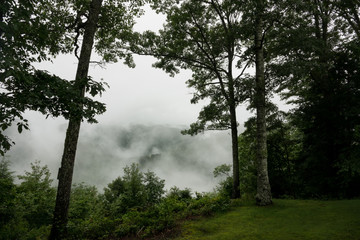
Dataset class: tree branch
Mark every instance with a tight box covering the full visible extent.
[234,59,251,82]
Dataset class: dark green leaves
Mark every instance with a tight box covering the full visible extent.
[1,0,150,155]
[1,0,74,155]
[14,71,108,123]
[0,68,109,155]
[181,101,231,135]
[95,0,146,67]
[136,0,249,135]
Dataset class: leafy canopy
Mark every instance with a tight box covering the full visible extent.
[0,0,147,155]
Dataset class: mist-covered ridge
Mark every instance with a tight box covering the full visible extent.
[7,124,232,192]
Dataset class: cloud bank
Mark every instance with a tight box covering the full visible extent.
[6,118,232,193]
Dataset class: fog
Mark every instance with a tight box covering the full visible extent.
[5,115,233,193]
[76,124,233,191]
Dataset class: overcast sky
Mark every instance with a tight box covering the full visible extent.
[5,6,290,193]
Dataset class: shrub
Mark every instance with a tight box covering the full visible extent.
[67,183,106,239]
[144,170,165,204]
[167,186,192,201]
[1,161,55,240]
[0,159,16,227]
[187,193,230,216]
[16,161,56,228]
[1,162,234,240]
[69,183,100,221]
[104,163,166,217]
[213,164,233,198]
[115,197,188,238]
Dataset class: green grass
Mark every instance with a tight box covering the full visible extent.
[174,199,360,240]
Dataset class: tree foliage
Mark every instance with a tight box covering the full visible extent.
[136,0,248,133]
[1,0,66,154]
[104,163,165,215]
[0,159,16,228]
[16,161,56,228]
[266,0,360,198]
[0,0,112,155]
[43,1,149,238]
[239,106,302,198]
[133,0,255,199]
[0,160,56,240]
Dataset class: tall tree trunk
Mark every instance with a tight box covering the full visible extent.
[254,0,272,206]
[227,44,240,199]
[49,0,102,239]
[230,102,240,199]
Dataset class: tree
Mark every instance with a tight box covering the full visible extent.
[253,0,272,205]
[134,0,250,199]
[237,0,286,205]
[334,0,360,39]
[0,0,71,154]
[144,170,165,204]
[68,183,100,223]
[213,164,234,197]
[1,2,109,235]
[239,105,302,198]
[0,161,58,239]
[0,0,110,156]
[16,161,56,228]
[268,0,360,197]
[0,159,16,229]
[49,1,103,238]
[48,0,149,238]
[104,164,165,216]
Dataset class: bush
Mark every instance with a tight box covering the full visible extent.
[213,164,233,198]
[167,186,192,201]
[67,183,106,239]
[104,163,165,217]
[1,162,234,240]
[100,169,232,238]
[69,183,100,221]
[0,159,16,227]
[1,161,55,240]
[114,196,188,238]
[144,170,165,204]
[187,193,230,216]
[16,161,56,228]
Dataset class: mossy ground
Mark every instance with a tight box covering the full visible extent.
[174,199,360,240]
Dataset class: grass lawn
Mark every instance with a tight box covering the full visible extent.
[174,199,360,240]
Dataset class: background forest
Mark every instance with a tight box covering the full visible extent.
[1,0,360,239]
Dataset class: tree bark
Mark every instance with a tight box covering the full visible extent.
[229,102,240,199]
[228,70,240,198]
[49,0,102,239]
[254,0,272,206]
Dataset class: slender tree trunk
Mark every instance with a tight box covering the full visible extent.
[49,0,102,239]
[254,0,272,206]
[225,43,240,199]
[229,102,240,199]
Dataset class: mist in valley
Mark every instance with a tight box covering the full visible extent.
[5,116,233,193]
